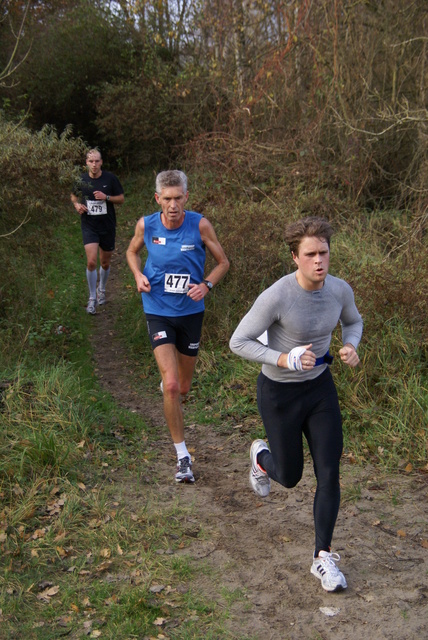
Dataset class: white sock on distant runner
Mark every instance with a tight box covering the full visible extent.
[174,441,190,461]
[99,266,110,292]
[86,269,97,300]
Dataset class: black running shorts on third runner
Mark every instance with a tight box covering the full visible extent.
[145,312,204,356]
[81,223,116,252]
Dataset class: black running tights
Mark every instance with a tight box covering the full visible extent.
[257,369,343,556]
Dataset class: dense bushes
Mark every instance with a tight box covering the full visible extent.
[0,116,86,344]
[0,119,85,235]
[4,1,426,215]
[0,1,426,469]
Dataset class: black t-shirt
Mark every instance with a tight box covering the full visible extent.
[75,171,124,232]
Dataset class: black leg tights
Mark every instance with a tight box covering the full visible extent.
[257,369,343,556]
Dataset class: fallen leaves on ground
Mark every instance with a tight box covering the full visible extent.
[37,584,60,603]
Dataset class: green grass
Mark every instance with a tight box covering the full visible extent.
[0,171,427,638]
[0,368,240,638]
[341,482,362,504]
[0,187,244,639]
[117,182,427,468]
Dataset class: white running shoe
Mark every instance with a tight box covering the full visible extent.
[249,439,271,497]
[97,287,106,305]
[311,551,348,592]
[175,456,195,483]
[86,298,97,315]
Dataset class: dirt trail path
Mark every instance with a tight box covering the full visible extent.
[91,247,427,640]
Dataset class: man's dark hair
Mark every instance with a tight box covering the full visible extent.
[285,217,334,256]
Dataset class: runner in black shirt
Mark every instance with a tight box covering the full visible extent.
[71,149,124,314]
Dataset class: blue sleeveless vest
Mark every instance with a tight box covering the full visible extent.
[142,211,206,317]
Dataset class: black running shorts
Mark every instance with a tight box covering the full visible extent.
[81,224,115,252]
[145,312,204,356]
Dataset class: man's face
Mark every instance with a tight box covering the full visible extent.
[86,153,102,177]
[155,186,189,228]
[292,236,330,291]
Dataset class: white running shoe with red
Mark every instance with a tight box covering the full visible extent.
[249,439,271,497]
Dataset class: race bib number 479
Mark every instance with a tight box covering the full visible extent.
[164,273,190,294]
[86,200,107,215]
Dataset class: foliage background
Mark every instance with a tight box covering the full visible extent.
[2,0,426,208]
[1,0,426,462]
[0,2,427,636]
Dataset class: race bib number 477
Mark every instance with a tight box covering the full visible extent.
[164,273,190,294]
[86,200,107,215]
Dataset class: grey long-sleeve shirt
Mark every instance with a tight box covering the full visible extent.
[229,272,363,383]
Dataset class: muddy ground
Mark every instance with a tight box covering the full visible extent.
[90,246,427,640]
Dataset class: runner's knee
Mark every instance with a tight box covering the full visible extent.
[163,379,181,398]
[315,466,340,492]
[281,476,301,489]
[274,467,302,488]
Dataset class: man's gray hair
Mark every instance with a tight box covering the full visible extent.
[156,170,188,195]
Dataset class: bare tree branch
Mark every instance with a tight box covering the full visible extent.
[0,0,32,86]
[0,213,30,239]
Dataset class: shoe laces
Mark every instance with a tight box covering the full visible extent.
[319,552,341,574]
[177,456,191,472]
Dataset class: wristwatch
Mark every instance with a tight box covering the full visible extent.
[203,279,213,291]
[106,195,110,201]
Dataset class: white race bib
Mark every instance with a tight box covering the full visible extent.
[86,200,107,216]
[164,273,190,294]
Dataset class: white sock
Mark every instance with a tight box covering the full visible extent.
[86,269,97,300]
[99,266,110,292]
[174,441,190,461]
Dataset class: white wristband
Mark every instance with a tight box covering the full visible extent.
[287,346,306,371]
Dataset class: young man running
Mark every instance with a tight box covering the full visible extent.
[126,170,229,483]
[71,149,124,314]
[230,216,363,592]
